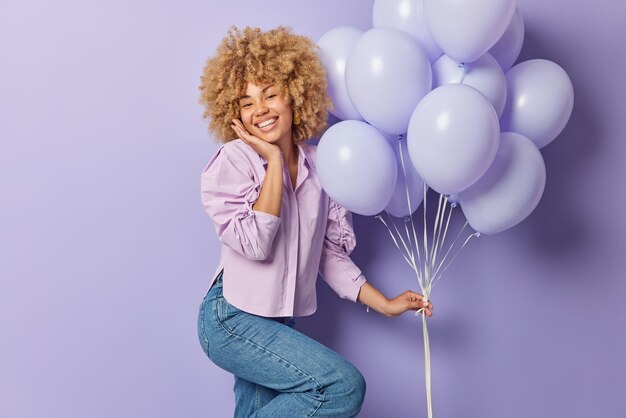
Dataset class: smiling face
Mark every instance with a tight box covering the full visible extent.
[238,82,294,146]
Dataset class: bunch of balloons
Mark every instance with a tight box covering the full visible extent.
[316,3,573,414]
[316,0,574,236]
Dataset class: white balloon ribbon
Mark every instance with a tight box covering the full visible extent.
[376,135,480,418]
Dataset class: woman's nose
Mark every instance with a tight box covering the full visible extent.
[255,103,269,116]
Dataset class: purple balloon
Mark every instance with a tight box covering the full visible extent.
[384,135,426,218]
[488,8,525,71]
[432,53,507,117]
[423,0,516,63]
[459,132,546,234]
[407,84,500,195]
[318,27,364,121]
[500,59,574,149]
[345,28,432,135]
[372,0,443,62]
[317,121,397,216]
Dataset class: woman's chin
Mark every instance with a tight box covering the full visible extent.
[258,132,286,144]
[256,134,277,143]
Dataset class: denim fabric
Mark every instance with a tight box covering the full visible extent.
[197,270,366,417]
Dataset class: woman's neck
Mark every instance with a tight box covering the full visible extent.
[276,133,298,167]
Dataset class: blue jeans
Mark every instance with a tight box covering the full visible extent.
[197,270,366,417]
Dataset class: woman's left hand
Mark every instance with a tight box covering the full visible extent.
[384,291,433,318]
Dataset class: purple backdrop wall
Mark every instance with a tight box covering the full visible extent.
[1,0,624,417]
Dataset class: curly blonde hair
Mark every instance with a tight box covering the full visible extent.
[199,26,332,144]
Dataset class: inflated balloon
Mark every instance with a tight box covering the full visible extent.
[423,0,516,63]
[500,59,574,149]
[488,8,525,71]
[318,27,364,121]
[372,0,443,62]
[316,4,572,418]
[384,135,426,218]
[459,132,546,234]
[407,83,500,195]
[432,53,507,117]
[345,27,432,135]
[317,121,397,216]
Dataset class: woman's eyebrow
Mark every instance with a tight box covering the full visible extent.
[239,85,274,100]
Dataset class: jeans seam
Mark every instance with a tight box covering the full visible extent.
[311,388,325,417]
[296,388,325,418]
[254,384,261,415]
[199,300,210,357]
[213,305,326,415]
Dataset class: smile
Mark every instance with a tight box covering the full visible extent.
[256,117,278,130]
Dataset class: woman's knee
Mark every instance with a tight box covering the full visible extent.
[346,366,366,413]
[324,361,366,415]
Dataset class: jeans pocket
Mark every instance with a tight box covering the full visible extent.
[215,295,243,333]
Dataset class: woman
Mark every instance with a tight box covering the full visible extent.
[197,26,433,417]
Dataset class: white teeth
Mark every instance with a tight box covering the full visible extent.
[257,118,277,128]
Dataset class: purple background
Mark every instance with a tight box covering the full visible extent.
[1,0,624,417]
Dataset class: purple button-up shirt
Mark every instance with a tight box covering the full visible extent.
[200,139,367,317]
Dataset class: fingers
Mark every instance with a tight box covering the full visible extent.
[230,119,253,143]
[404,291,434,318]
[233,118,247,134]
[407,291,434,310]
[386,292,435,318]
[230,121,242,139]
[230,120,245,139]
[231,118,243,131]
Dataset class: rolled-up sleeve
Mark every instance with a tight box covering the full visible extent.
[200,146,281,261]
[318,197,367,302]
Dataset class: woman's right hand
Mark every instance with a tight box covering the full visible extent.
[231,119,282,164]
[231,118,284,218]
[384,291,433,318]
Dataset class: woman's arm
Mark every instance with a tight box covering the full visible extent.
[357,282,433,318]
[252,157,283,216]
[231,119,283,217]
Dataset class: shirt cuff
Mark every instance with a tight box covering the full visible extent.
[251,209,281,223]
[348,273,367,303]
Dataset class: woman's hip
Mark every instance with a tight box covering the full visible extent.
[197,283,362,394]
